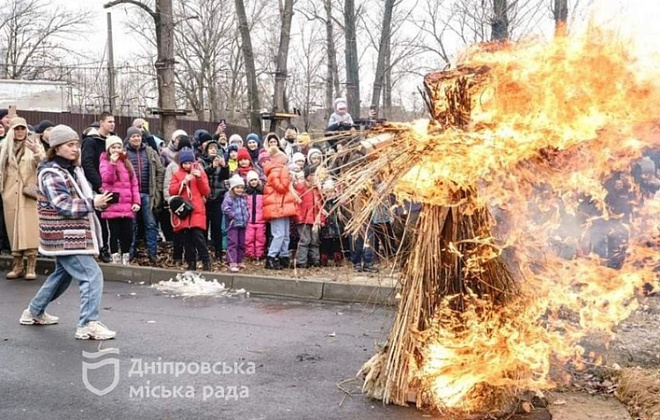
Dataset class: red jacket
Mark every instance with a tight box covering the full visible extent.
[295,183,324,225]
[169,165,211,232]
[263,161,298,221]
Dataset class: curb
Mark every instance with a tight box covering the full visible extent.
[0,256,397,305]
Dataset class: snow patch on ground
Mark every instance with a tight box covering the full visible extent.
[153,271,248,298]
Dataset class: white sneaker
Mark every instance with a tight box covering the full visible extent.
[111,253,121,264]
[75,321,116,340]
[19,308,59,325]
[121,253,130,266]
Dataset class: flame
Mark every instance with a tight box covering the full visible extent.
[387,26,660,413]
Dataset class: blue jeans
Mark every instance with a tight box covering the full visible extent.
[268,218,290,258]
[28,255,103,327]
[350,230,374,266]
[131,193,158,257]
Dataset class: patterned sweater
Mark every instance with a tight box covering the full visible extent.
[37,161,103,256]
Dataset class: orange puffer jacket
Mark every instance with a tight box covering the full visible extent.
[263,161,298,221]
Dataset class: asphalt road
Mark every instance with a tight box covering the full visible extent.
[0,275,428,420]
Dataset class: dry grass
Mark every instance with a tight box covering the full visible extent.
[616,367,660,420]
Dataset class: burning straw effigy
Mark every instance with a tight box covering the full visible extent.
[333,30,660,416]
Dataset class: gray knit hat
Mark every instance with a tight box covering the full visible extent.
[49,125,79,148]
[126,126,142,140]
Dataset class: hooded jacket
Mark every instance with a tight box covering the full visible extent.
[81,128,108,193]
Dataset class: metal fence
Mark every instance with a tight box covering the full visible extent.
[16,110,250,143]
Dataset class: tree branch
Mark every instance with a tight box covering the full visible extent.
[104,0,156,20]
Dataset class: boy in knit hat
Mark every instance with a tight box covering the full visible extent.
[245,170,266,263]
[222,174,249,271]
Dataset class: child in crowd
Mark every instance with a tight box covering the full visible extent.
[201,141,229,260]
[169,148,211,271]
[99,135,141,265]
[263,146,299,270]
[327,98,354,130]
[222,175,249,272]
[234,147,262,181]
[294,165,324,268]
[292,152,306,171]
[226,145,239,173]
[245,170,266,263]
[307,148,323,167]
[320,179,345,267]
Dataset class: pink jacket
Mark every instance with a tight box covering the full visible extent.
[99,152,140,219]
[246,191,265,225]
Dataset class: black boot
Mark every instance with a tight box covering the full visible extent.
[186,261,196,271]
[100,248,111,263]
[279,256,290,269]
[202,261,212,271]
[265,256,280,270]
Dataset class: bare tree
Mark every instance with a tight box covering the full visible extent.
[369,0,395,115]
[491,0,509,41]
[553,0,568,36]
[343,0,360,117]
[235,0,262,134]
[270,0,296,132]
[105,0,178,141]
[0,0,89,80]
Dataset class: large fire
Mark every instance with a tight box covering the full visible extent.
[350,25,660,415]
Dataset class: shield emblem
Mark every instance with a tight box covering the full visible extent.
[82,348,120,396]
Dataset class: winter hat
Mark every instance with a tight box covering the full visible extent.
[322,178,335,191]
[237,147,251,161]
[199,131,213,143]
[229,174,245,191]
[35,120,55,134]
[178,147,195,164]
[227,144,239,155]
[268,145,288,165]
[9,117,27,130]
[298,132,311,145]
[105,135,123,151]
[229,134,243,147]
[292,152,306,164]
[334,98,347,110]
[177,135,192,151]
[246,133,260,145]
[48,125,79,148]
[204,140,219,154]
[246,170,260,183]
[171,129,187,142]
[288,163,300,173]
[265,132,280,146]
[307,148,323,164]
[126,126,142,140]
[304,165,317,179]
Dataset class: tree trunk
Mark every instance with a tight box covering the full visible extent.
[344,0,360,119]
[491,0,509,41]
[370,0,395,117]
[383,37,392,119]
[235,0,262,134]
[324,0,335,120]
[155,0,177,142]
[553,0,568,37]
[270,0,295,133]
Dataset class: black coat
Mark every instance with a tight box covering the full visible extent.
[81,129,107,193]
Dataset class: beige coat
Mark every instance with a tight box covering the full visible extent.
[0,141,43,252]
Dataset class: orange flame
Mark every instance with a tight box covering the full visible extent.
[396,28,660,413]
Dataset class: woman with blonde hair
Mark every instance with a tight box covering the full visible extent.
[0,117,45,280]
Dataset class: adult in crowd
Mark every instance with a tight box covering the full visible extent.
[132,118,159,151]
[0,117,45,280]
[34,120,55,151]
[0,109,10,131]
[161,129,187,167]
[125,126,164,263]
[81,112,115,262]
[200,140,229,260]
[19,124,116,340]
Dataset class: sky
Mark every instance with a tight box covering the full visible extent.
[58,0,660,61]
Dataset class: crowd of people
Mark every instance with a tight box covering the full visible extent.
[0,98,421,281]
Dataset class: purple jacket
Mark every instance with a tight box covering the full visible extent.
[99,152,140,219]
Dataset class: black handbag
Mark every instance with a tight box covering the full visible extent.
[169,183,194,225]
